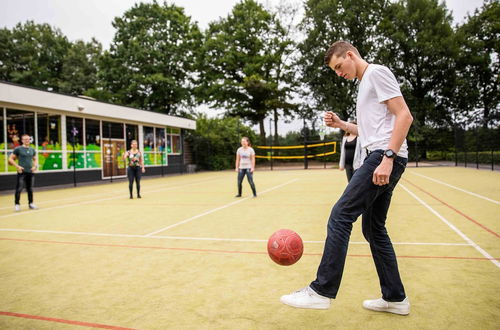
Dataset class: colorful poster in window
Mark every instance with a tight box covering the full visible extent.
[7,109,35,150]
[39,152,63,170]
[68,152,85,169]
[38,114,62,151]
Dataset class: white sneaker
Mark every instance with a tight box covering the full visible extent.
[280,286,331,310]
[14,204,21,212]
[362,297,410,315]
[29,203,38,210]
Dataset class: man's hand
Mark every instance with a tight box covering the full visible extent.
[31,166,37,173]
[16,165,24,174]
[324,111,344,129]
[372,157,393,186]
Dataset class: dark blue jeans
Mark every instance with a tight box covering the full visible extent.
[237,168,256,196]
[15,172,34,204]
[310,150,407,302]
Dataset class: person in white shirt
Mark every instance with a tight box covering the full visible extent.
[338,121,363,182]
[281,41,413,315]
[235,137,257,197]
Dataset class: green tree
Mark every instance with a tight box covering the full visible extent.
[200,0,296,144]
[376,0,459,159]
[186,114,257,170]
[99,1,202,114]
[456,0,499,128]
[377,0,458,127]
[298,0,387,121]
[0,21,70,91]
[59,39,102,96]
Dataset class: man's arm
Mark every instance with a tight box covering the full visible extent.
[235,153,240,172]
[31,153,38,172]
[372,96,413,186]
[324,111,359,136]
[384,96,413,154]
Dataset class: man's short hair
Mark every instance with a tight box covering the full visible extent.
[324,41,361,65]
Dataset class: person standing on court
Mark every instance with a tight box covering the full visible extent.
[280,41,414,315]
[339,121,363,182]
[123,140,145,199]
[8,134,38,212]
[235,137,257,197]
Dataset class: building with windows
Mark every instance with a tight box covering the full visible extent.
[0,81,196,191]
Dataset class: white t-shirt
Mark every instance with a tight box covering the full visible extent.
[237,147,255,169]
[356,64,408,158]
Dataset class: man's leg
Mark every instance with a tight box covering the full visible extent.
[362,193,405,301]
[361,157,409,315]
[25,173,34,204]
[281,151,387,309]
[309,153,384,298]
[14,173,24,205]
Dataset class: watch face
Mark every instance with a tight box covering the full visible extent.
[385,149,395,158]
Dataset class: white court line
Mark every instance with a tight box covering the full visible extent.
[410,171,500,205]
[0,228,470,246]
[400,183,500,268]
[0,177,219,220]
[0,176,219,211]
[144,178,300,236]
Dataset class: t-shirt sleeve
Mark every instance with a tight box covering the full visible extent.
[250,148,255,156]
[370,66,402,103]
[13,147,20,157]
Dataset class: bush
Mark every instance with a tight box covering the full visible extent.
[185,114,257,170]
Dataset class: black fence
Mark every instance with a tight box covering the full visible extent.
[407,126,499,170]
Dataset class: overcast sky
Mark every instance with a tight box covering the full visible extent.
[0,0,486,134]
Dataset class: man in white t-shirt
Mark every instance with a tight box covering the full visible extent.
[280,41,414,315]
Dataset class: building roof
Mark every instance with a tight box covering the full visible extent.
[0,81,196,130]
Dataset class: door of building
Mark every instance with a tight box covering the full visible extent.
[102,139,126,178]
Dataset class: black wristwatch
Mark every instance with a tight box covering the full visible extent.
[384,149,396,158]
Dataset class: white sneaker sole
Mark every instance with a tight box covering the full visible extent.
[280,297,330,310]
[363,305,409,315]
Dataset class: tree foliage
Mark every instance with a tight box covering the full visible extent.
[98,1,202,114]
[186,114,257,170]
[199,0,296,144]
[298,0,387,121]
[455,0,499,128]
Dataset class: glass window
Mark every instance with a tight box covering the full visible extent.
[0,111,4,172]
[143,126,154,152]
[6,109,35,150]
[66,117,84,169]
[38,114,62,150]
[85,119,101,151]
[0,110,4,150]
[143,126,155,165]
[167,133,172,153]
[156,127,167,165]
[37,113,63,171]
[126,124,138,150]
[38,152,63,171]
[85,119,101,169]
[102,121,124,139]
[172,134,181,154]
[66,117,84,150]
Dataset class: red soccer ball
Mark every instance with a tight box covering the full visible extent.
[267,229,304,266]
